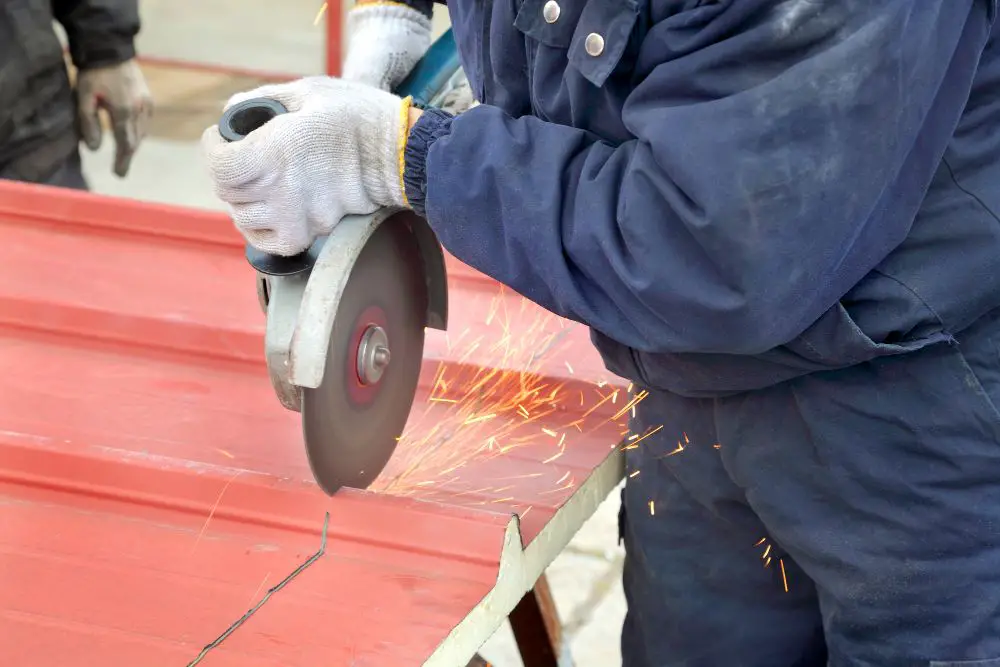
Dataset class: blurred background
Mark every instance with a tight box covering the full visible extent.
[63,1,627,664]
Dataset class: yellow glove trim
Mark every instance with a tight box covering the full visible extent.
[398,95,413,208]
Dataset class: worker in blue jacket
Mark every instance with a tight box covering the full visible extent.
[203,1,1000,664]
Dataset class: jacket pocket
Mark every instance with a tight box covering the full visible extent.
[566,0,639,87]
[515,0,639,88]
[593,272,953,398]
[784,301,944,369]
[514,0,585,48]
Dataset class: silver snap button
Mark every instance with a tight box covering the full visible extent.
[585,32,605,57]
[542,0,561,23]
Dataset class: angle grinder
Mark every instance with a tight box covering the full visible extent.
[217,30,466,494]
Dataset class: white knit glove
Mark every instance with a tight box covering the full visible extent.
[201,77,410,257]
[75,59,154,177]
[341,2,432,91]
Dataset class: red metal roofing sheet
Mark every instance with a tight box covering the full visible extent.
[0,181,627,665]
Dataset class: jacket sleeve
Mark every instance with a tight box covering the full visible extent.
[52,0,140,69]
[404,0,990,355]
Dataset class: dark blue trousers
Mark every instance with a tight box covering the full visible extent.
[620,309,1000,667]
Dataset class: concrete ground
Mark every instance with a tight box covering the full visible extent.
[76,1,628,665]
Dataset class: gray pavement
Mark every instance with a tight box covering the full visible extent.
[78,2,629,664]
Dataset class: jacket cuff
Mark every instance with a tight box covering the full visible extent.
[403,108,454,217]
[70,37,137,70]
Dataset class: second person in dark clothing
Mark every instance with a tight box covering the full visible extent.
[1,0,152,189]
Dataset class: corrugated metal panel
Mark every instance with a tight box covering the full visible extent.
[0,180,627,665]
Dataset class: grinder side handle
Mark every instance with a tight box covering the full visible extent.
[218,98,317,277]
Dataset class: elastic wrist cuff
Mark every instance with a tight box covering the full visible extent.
[403,108,454,217]
[71,39,136,70]
[397,96,413,208]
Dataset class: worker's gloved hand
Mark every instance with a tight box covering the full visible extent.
[341,1,432,91]
[75,59,154,178]
[201,77,410,257]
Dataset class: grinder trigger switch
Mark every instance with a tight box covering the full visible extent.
[218,98,318,277]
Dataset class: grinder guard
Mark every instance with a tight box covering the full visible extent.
[260,209,448,413]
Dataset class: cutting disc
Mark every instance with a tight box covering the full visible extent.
[301,218,428,494]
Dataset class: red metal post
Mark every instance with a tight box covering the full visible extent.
[326,0,344,76]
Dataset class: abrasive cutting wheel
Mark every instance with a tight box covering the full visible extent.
[300,219,428,494]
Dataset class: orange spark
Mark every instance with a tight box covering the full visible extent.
[192,471,241,553]
[542,450,563,464]
[611,390,648,421]
[464,413,497,425]
[539,476,576,495]
[664,441,685,457]
[313,2,328,25]
[496,472,543,480]
[368,291,631,499]
[248,571,271,605]
[622,424,663,450]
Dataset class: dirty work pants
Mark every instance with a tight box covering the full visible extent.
[42,148,88,190]
[0,145,88,191]
[620,308,1000,667]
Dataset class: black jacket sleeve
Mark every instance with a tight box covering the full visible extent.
[52,0,140,69]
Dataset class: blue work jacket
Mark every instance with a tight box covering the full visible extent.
[402,0,1000,397]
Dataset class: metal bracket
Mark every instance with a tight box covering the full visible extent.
[262,270,309,411]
